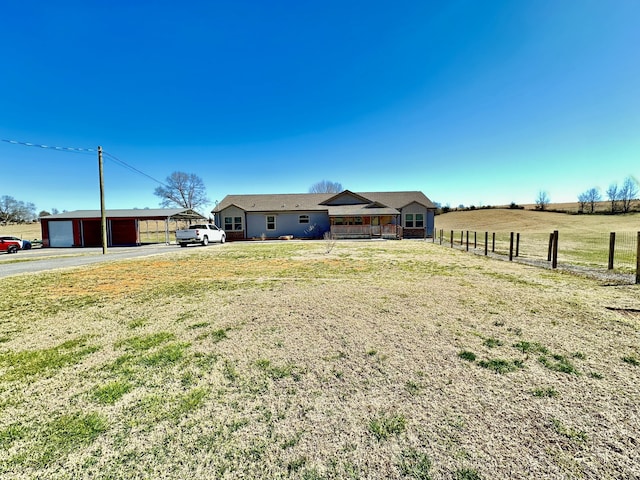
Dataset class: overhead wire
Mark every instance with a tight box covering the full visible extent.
[2,138,168,188]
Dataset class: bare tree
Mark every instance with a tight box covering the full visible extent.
[0,195,36,224]
[606,183,619,213]
[535,190,550,210]
[154,172,210,211]
[309,180,343,194]
[583,187,602,214]
[619,176,639,213]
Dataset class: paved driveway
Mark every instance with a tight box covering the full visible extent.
[0,244,212,278]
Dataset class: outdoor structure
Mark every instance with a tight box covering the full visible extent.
[213,190,436,241]
[40,209,206,247]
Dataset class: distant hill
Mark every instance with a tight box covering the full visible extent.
[435,208,640,234]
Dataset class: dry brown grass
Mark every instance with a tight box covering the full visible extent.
[0,222,41,240]
[436,209,640,234]
[1,241,639,479]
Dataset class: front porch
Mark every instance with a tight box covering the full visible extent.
[330,224,403,239]
[329,215,402,239]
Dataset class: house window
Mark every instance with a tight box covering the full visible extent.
[405,213,414,228]
[224,216,243,231]
[266,215,276,230]
[406,213,424,228]
[299,215,309,224]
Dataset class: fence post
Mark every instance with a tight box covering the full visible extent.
[466,231,469,251]
[552,230,559,269]
[636,232,640,285]
[460,230,464,246]
[492,232,495,253]
[484,232,488,256]
[450,230,454,248]
[474,231,477,249]
[516,233,520,257]
[547,233,553,261]
[608,232,615,270]
[509,232,514,261]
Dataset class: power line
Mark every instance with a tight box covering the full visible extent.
[1,138,96,154]
[102,151,167,187]
[2,137,167,187]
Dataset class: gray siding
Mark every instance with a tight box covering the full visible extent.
[246,212,330,239]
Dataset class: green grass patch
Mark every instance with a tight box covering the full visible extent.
[0,337,99,381]
[7,412,108,468]
[513,341,548,354]
[116,331,175,351]
[397,447,431,479]
[454,468,484,480]
[140,342,190,366]
[458,350,477,362]
[539,355,579,375]
[254,358,303,381]
[91,380,133,404]
[532,387,558,398]
[368,413,406,441]
[477,358,524,374]
[550,418,588,442]
[622,355,639,366]
[483,337,503,348]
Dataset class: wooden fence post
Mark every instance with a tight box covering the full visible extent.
[547,233,553,261]
[608,232,615,270]
[492,232,495,253]
[516,233,520,257]
[460,230,464,246]
[474,231,477,249]
[466,231,469,251]
[552,230,559,269]
[509,232,514,261]
[450,230,454,248]
[636,231,640,285]
[484,232,488,256]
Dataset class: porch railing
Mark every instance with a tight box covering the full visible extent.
[330,225,402,239]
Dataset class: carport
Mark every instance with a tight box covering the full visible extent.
[40,208,206,247]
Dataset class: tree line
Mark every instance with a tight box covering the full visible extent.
[576,176,638,214]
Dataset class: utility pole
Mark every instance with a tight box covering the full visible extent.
[98,146,107,254]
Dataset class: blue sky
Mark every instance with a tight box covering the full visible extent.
[1,1,639,213]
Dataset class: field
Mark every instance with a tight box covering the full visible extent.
[435,210,640,275]
[1,235,639,479]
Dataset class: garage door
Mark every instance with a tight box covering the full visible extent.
[48,221,74,247]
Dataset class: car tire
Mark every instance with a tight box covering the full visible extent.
[202,236,209,246]
[8,246,18,254]
[179,243,187,248]
[220,235,225,244]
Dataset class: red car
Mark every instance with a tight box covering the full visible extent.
[0,238,20,254]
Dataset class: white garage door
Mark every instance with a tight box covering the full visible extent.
[48,221,74,247]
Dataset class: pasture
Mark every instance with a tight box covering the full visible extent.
[436,210,640,274]
[0,236,638,479]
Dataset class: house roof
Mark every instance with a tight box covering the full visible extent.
[214,191,436,214]
[41,208,207,220]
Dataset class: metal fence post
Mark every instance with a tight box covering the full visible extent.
[509,232,514,261]
[552,230,559,269]
[484,232,488,256]
[608,232,615,270]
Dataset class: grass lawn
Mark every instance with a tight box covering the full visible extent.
[1,239,639,479]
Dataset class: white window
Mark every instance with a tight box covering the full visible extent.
[299,215,309,224]
[224,216,243,231]
[405,213,425,228]
[405,213,414,228]
[266,215,276,230]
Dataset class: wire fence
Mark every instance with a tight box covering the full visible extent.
[435,229,640,284]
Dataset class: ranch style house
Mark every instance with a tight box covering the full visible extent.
[212,190,436,241]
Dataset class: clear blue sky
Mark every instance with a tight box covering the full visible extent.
[1,1,639,213]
